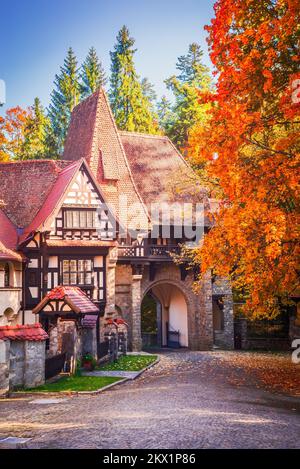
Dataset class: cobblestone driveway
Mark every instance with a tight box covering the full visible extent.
[0,350,299,449]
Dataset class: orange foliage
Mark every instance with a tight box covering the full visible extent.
[0,106,31,161]
[189,0,300,318]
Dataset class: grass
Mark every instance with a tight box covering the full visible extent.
[24,375,122,392]
[99,354,157,371]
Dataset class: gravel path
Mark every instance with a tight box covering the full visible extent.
[0,350,299,449]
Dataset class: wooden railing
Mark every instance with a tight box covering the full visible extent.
[118,244,181,259]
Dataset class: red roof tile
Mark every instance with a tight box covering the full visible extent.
[82,314,98,328]
[0,323,48,341]
[33,286,99,315]
[0,210,24,261]
[120,131,207,207]
[0,160,71,229]
[20,160,81,242]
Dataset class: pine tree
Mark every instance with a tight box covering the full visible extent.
[22,98,52,159]
[109,26,158,133]
[157,96,176,135]
[165,43,212,149]
[80,47,107,98]
[48,47,81,154]
[141,78,157,109]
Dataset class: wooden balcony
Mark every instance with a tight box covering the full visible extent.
[118,244,181,261]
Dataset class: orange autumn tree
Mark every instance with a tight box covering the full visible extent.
[0,106,30,161]
[189,0,300,319]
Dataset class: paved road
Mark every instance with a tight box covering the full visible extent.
[0,350,299,449]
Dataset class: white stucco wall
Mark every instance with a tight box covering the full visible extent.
[0,261,23,325]
[169,290,188,347]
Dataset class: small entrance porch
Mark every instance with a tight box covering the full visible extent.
[33,286,100,374]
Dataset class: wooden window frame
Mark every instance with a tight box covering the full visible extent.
[61,258,94,286]
[63,209,96,229]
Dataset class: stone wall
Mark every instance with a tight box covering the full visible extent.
[82,327,97,358]
[0,336,46,396]
[0,340,10,396]
[212,277,234,349]
[115,264,133,346]
[141,264,214,351]
[234,318,291,351]
[114,261,215,351]
[9,341,25,388]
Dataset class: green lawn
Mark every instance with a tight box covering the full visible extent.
[99,354,157,371]
[25,375,122,392]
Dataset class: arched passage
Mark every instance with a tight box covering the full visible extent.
[141,282,188,349]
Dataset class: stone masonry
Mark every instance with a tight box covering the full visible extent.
[114,262,223,351]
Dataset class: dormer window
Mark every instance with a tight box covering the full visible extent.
[64,209,96,229]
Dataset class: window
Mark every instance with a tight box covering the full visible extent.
[62,259,93,285]
[4,263,10,287]
[64,210,95,229]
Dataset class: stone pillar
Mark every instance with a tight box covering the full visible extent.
[24,340,46,388]
[48,324,58,357]
[212,276,235,349]
[131,268,143,351]
[105,247,118,318]
[82,327,97,358]
[0,340,10,397]
[222,295,235,349]
[190,271,214,350]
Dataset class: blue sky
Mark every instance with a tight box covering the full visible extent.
[0,0,215,114]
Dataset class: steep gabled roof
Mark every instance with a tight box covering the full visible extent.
[0,158,118,245]
[63,88,149,231]
[20,160,81,242]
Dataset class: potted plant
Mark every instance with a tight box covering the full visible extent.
[81,353,96,371]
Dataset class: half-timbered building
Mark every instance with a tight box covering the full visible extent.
[0,88,235,359]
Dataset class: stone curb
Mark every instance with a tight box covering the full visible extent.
[130,357,160,379]
[8,377,128,398]
[7,357,160,398]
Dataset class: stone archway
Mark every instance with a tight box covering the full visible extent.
[142,281,189,348]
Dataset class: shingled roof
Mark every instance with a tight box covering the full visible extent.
[120,131,207,207]
[63,88,208,230]
[0,323,48,341]
[0,159,110,245]
[33,286,99,316]
[63,89,149,231]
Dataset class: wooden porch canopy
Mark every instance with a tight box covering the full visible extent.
[32,286,99,327]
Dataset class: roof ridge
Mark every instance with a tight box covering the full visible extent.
[0,159,59,166]
[71,88,101,114]
[119,130,168,140]
[58,159,81,174]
